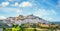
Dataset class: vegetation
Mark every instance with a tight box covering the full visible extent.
[0,23,60,31]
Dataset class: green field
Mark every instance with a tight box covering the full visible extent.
[1,23,60,31]
[4,28,55,31]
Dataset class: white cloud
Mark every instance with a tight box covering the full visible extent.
[16,10,20,13]
[0,16,6,19]
[16,9,23,15]
[15,2,19,6]
[0,7,19,12]
[1,2,9,7]
[11,2,19,7]
[50,9,57,15]
[19,2,32,7]
[42,16,53,21]
[16,9,22,14]
[34,9,57,21]
[0,7,23,15]
[9,0,13,1]
[9,0,18,2]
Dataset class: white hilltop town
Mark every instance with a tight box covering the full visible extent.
[0,14,59,31]
[0,14,49,26]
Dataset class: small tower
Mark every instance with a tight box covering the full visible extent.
[16,15,24,21]
[30,14,33,16]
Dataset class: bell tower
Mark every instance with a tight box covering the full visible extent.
[16,15,24,21]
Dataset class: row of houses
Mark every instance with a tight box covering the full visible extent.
[2,14,58,28]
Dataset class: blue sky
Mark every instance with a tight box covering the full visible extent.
[0,0,60,22]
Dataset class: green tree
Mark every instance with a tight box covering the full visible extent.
[13,24,18,28]
[32,23,37,31]
[20,24,25,31]
[3,24,8,31]
[51,23,55,25]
